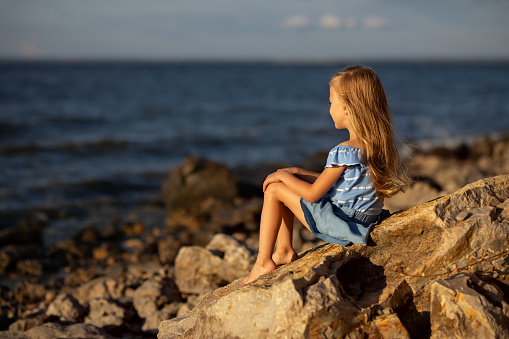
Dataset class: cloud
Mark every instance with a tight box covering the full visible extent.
[344,18,356,29]
[363,16,387,29]
[282,15,309,29]
[318,14,340,29]
[19,41,42,58]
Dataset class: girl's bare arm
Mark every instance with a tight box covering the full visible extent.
[263,166,345,203]
[278,167,320,183]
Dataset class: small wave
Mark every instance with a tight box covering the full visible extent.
[0,144,42,154]
[60,139,128,152]
[0,139,128,155]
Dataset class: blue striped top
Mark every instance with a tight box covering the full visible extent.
[325,145,383,215]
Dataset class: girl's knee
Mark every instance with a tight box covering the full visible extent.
[264,182,286,199]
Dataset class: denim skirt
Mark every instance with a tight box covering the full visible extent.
[300,196,380,246]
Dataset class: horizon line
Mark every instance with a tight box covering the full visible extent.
[1,56,509,65]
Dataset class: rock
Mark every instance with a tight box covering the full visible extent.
[73,277,125,306]
[133,278,181,319]
[159,175,509,338]
[208,198,263,234]
[8,315,45,332]
[0,226,42,247]
[162,245,363,338]
[49,239,86,269]
[205,234,256,282]
[1,322,115,339]
[142,302,184,334]
[13,281,46,304]
[351,313,411,338]
[16,259,43,276]
[161,157,240,216]
[0,245,44,274]
[410,136,509,196]
[92,243,120,261]
[158,236,182,265]
[174,234,256,295]
[384,180,443,213]
[85,298,135,328]
[45,293,86,321]
[430,273,509,338]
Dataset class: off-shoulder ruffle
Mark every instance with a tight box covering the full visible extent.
[325,145,362,168]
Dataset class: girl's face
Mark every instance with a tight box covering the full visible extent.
[329,87,347,130]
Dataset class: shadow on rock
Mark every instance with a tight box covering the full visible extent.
[337,255,387,305]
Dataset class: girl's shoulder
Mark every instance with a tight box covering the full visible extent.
[327,144,363,167]
[329,143,361,153]
[338,140,362,148]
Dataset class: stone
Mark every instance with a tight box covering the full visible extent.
[133,278,181,319]
[16,259,43,276]
[174,234,256,295]
[73,277,125,306]
[205,233,256,282]
[0,226,42,247]
[351,313,411,339]
[1,322,115,339]
[159,175,509,339]
[8,317,44,332]
[158,236,182,265]
[13,281,46,304]
[384,180,443,213]
[85,298,134,328]
[161,157,240,215]
[142,304,183,334]
[92,243,120,261]
[430,273,509,338]
[45,293,86,321]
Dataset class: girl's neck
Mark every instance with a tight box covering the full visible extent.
[341,129,362,148]
[341,139,362,148]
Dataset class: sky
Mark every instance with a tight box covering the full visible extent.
[0,0,508,61]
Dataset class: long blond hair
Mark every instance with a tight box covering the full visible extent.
[330,65,407,198]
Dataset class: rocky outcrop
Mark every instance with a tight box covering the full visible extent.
[159,174,509,338]
[430,273,509,338]
[2,137,508,339]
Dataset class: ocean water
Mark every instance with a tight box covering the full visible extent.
[1,61,509,213]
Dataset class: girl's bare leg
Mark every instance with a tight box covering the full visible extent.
[242,183,309,286]
[272,205,299,266]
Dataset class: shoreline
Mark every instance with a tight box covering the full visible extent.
[1,133,508,337]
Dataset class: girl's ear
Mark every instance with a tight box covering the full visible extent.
[342,101,348,114]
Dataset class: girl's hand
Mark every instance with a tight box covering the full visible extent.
[277,167,297,175]
[263,170,290,192]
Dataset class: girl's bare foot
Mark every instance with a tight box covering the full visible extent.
[272,250,299,266]
[242,259,277,286]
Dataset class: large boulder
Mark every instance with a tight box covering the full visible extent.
[159,175,509,338]
[161,157,261,242]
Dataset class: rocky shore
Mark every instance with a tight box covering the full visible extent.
[0,135,508,338]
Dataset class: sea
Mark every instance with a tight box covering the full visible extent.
[1,61,509,215]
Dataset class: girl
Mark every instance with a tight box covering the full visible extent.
[242,65,407,286]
